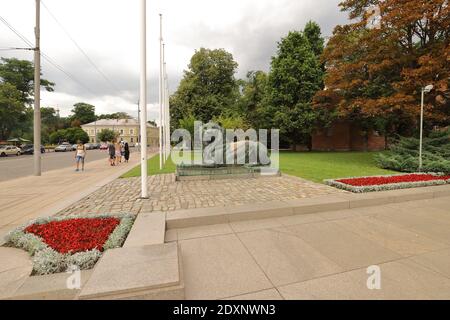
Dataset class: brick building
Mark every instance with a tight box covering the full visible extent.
[311,121,386,151]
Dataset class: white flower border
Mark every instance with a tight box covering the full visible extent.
[324,172,450,193]
[4,213,135,276]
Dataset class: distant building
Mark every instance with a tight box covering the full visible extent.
[311,121,386,151]
[81,118,159,147]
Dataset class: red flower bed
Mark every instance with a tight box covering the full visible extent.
[337,174,450,187]
[25,217,120,254]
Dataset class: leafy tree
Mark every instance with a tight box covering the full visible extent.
[0,57,54,104]
[304,21,325,58]
[170,48,240,127]
[97,128,118,142]
[70,102,96,125]
[178,114,197,140]
[314,0,450,136]
[0,82,27,140]
[268,26,325,148]
[238,71,271,130]
[213,114,249,130]
[49,127,89,144]
[97,112,132,120]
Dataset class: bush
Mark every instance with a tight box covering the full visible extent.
[375,130,450,173]
[49,127,89,144]
[97,128,118,143]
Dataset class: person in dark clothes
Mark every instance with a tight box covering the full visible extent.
[124,142,130,163]
[108,141,116,166]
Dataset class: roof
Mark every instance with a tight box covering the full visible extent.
[82,118,157,128]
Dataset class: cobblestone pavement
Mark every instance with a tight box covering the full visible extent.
[57,174,346,217]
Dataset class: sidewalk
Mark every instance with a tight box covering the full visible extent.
[0,152,151,242]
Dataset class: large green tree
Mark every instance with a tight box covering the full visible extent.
[70,102,96,125]
[0,57,54,104]
[268,24,325,148]
[97,112,132,120]
[0,83,27,140]
[170,48,239,128]
[238,71,271,130]
[49,127,89,144]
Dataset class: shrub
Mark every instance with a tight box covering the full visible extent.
[375,130,450,173]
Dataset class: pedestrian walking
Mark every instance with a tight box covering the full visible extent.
[120,142,125,162]
[124,142,130,163]
[75,141,86,172]
[115,141,122,165]
[108,141,116,166]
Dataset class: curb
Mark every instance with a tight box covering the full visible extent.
[165,184,450,229]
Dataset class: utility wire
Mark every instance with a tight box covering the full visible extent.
[0,14,95,95]
[41,0,120,92]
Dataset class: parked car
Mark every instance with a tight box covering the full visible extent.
[21,144,45,155]
[99,143,108,150]
[72,144,77,151]
[93,143,101,149]
[55,144,73,152]
[0,145,21,157]
[84,143,95,150]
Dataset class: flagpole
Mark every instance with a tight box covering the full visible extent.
[139,0,148,198]
[158,14,164,169]
[164,61,170,160]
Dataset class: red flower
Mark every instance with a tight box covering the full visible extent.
[25,218,120,254]
[337,174,450,187]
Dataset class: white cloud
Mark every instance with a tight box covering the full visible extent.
[0,0,348,119]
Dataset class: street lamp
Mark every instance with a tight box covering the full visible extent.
[419,84,434,172]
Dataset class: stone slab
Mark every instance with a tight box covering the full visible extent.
[223,289,283,300]
[124,212,166,247]
[237,228,343,286]
[9,270,93,300]
[0,247,32,299]
[180,233,272,300]
[79,243,182,300]
[278,259,450,300]
[284,221,401,270]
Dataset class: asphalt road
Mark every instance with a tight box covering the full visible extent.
[0,149,126,182]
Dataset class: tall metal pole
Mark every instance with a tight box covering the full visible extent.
[419,88,424,172]
[164,61,170,160]
[158,14,163,169]
[139,0,148,198]
[162,43,167,162]
[33,0,41,176]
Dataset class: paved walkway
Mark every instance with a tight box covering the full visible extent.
[0,152,152,241]
[166,196,450,299]
[57,174,346,217]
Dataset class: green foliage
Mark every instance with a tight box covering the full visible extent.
[70,102,96,125]
[213,114,249,130]
[97,128,118,143]
[178,114,197,138]
[268,25,325,147]
[238,71,271,129]
[0,82,27,140]
[0,57,54,104]
[170,48,239,127]
[97,112,131,120]
[49,127,89,144]
[375,131,450,173]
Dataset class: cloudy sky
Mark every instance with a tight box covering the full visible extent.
[0,0,348,122]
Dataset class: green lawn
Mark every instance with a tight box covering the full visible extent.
[121,151,396,183]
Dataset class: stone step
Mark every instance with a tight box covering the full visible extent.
[165,184,450,229]
[124,212,166,247]
[6,270,93,300]
[78,243,184,300]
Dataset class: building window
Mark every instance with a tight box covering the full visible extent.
[131,137,134,143]
[130,129,134,135]
[120,129,124,135]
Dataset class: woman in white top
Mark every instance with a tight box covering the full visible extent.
[75,141,86,171]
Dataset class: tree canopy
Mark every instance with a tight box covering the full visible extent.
[70,102,97,125]
[170,48,240,127]
[313,0,450,135]
[0,57,54,104]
